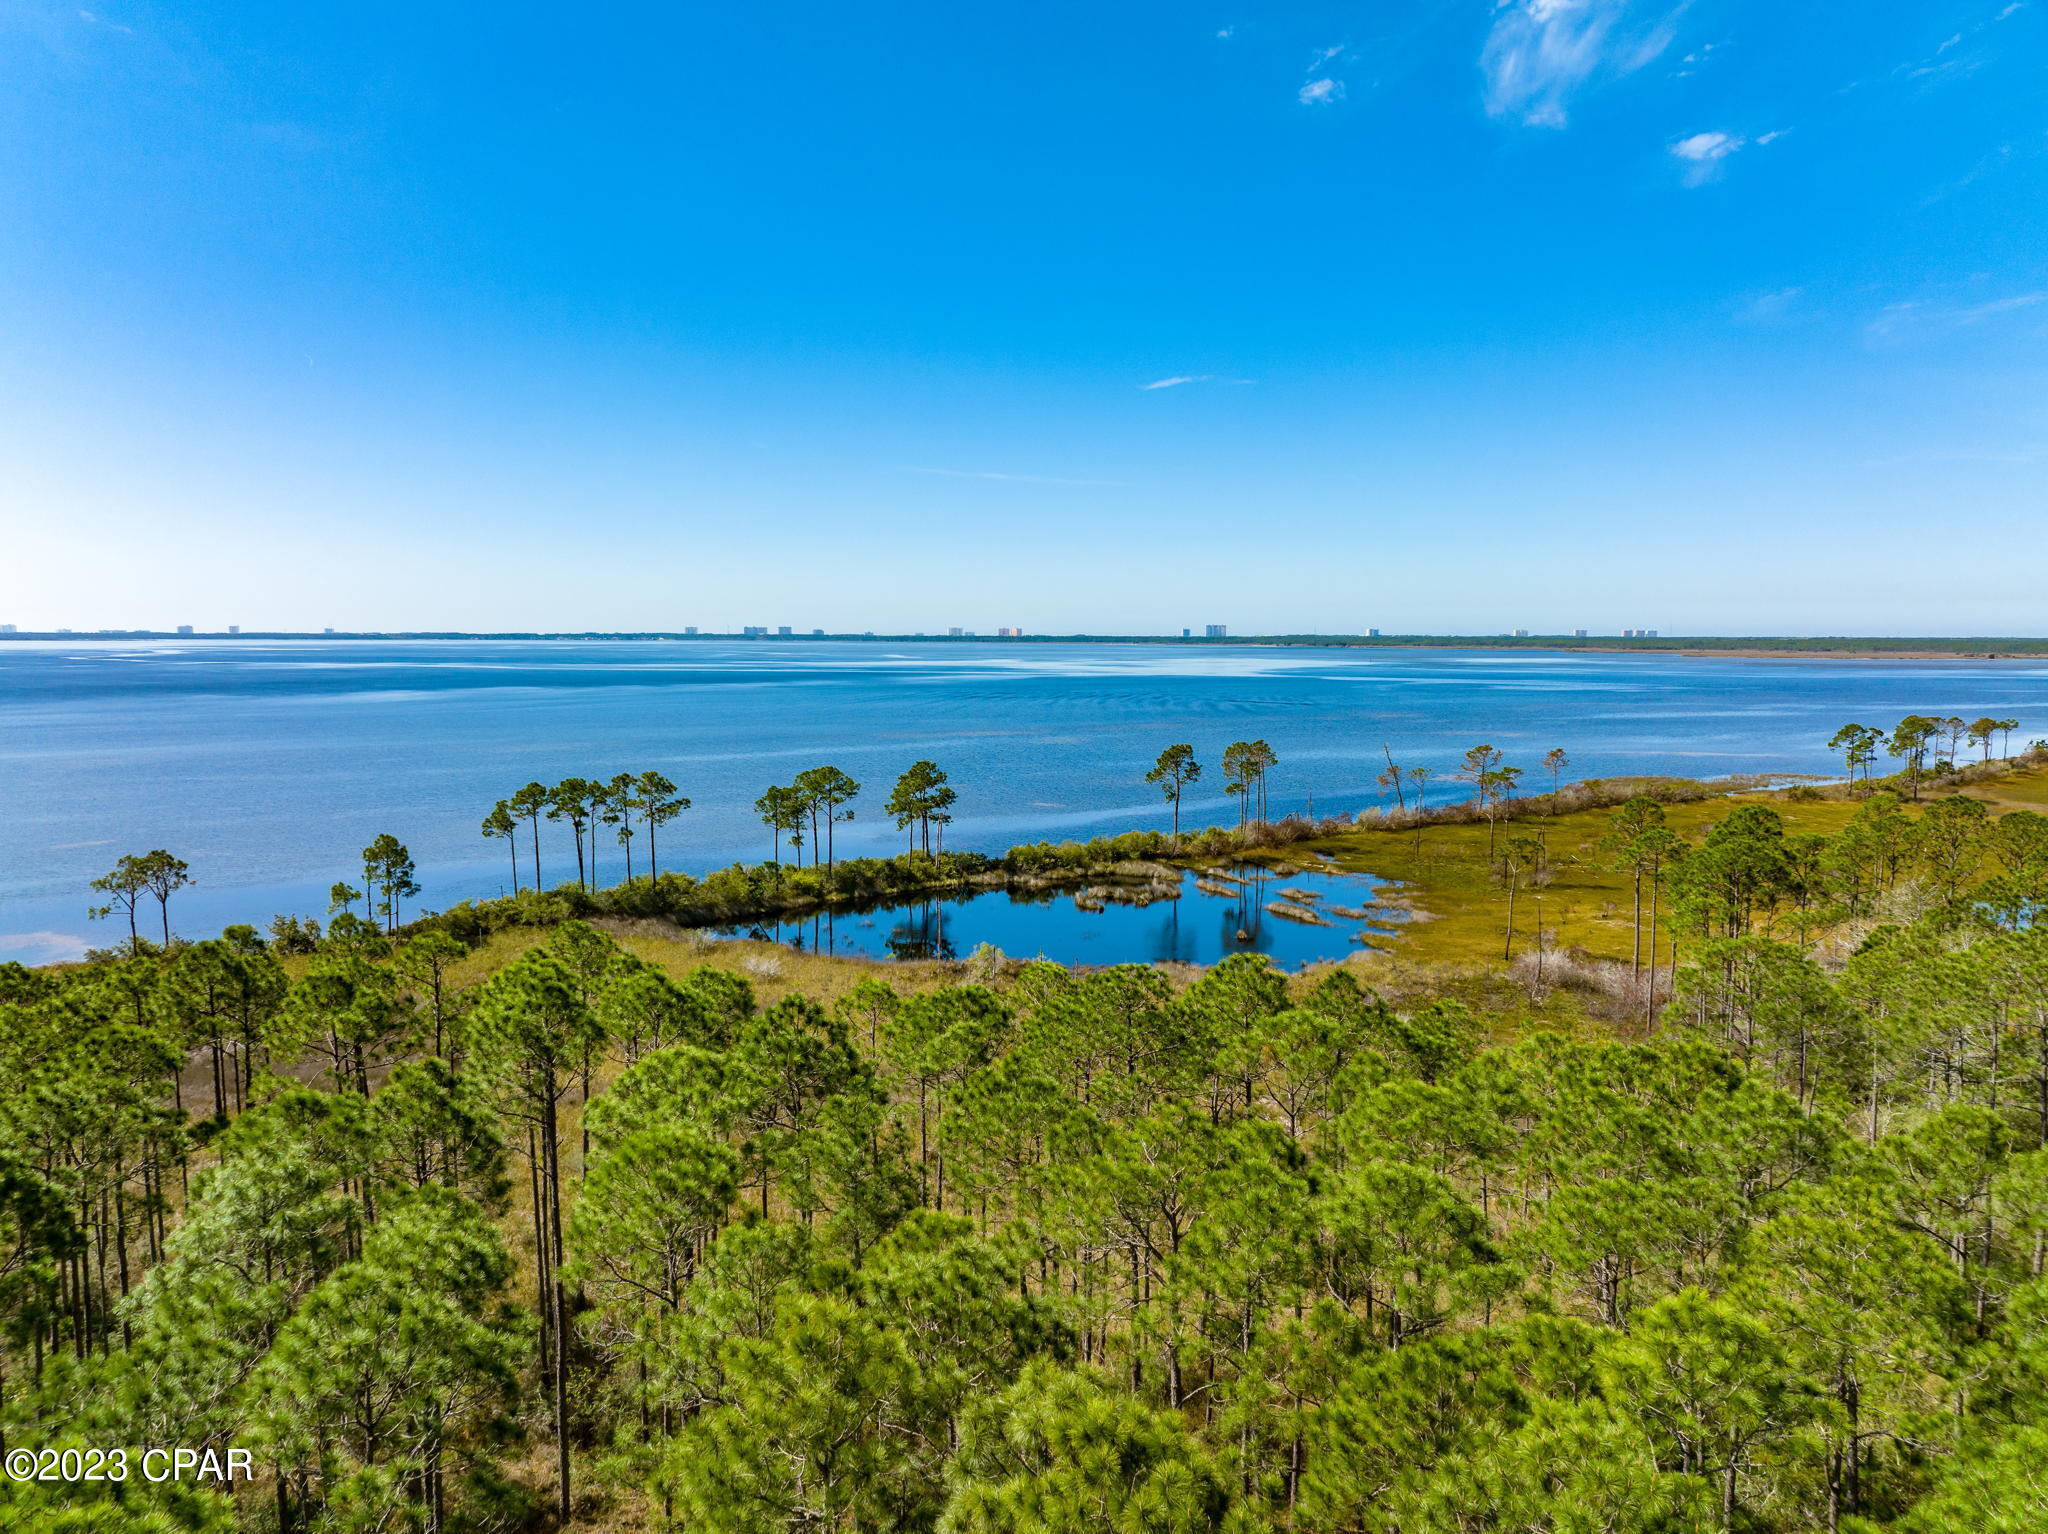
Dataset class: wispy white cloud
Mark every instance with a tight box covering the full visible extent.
[1867,290,2048,340]
[77,9,134,33]
[1736,287,1804,323]
[1895,5,2026,81]
[1904,55,1970,80]
[1216,26,1235,39]
[1953,292,2048,322]
[1923,141,2016,203]
[1294,40,1348,104]
[1670,128,1743,183]
[901,467,1124,487]
[1672,39,1718,77]
[1671,129,1740,161]
[1142,375,1209,390]
[1669,124,1787,184]
[1482,0,1689,128]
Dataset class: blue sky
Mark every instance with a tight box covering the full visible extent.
[2,1,2044,635]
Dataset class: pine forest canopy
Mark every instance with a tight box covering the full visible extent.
[10,716,2048,1531]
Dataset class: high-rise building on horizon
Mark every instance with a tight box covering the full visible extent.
[1205,624,1227,638]
[776,625,792,635]
[684,625,698,635]
[176,624,194,634]
[0,624,14,634]
[228,624,240,634]
[1572,629,1588,638]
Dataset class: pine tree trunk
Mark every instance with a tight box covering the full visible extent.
[544,1086,572,1524]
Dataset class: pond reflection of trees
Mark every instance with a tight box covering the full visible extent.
[886,899,955,961]
[707,863,1379,969]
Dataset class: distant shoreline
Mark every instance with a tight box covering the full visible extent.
[3,631,2045,659]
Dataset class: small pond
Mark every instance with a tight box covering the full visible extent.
[705,862,1404,969]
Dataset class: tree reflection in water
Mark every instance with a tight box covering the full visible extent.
[701,864,1395,970]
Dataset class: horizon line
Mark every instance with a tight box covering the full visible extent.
[3,631,2047,651]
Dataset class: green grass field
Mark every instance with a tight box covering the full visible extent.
[388,762,2048,1050]
[1964,768,2048,810]
[1283,791,1852,968]
[1284,763,2048,971]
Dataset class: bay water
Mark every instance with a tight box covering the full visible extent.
[3,639,2044,964]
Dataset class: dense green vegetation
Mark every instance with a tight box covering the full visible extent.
[248,753,1347,952]
[16,719,2048,1532]
[9,745,2048,1532]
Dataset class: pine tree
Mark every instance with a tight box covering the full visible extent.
[464,952,604,1521]
[248,1188,526,1534]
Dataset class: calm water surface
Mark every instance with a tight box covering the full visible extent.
[720,863,1395,970]
[4,639,2044,963]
